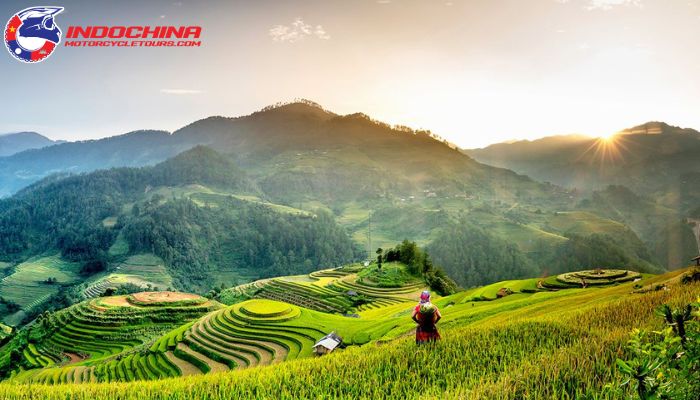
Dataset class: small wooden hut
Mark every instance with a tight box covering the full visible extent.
[312,332,342,355]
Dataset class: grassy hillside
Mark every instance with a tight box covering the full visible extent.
[0,256,81,325]
[0,147,362,325]
[0,291,221,383]
[0,104,667,328]
[465,123,700,269]
[0,263,697,398]
[580,185,698,268]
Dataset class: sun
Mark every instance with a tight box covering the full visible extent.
[576,131,629,167]
[599,131,618,141]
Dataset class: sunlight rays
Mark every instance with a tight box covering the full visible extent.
[575,133,631,168]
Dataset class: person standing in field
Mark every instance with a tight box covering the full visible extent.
[412,290,441,345]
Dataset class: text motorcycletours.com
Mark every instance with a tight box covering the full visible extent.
[63,26,202,47]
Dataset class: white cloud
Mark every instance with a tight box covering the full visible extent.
[269,18,331,43]
[586,0,642,10]
[160,89,203,95]
[556,0,643,10]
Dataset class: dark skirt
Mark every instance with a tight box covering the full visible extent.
[416,325,441,344]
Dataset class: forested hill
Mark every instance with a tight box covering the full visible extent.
[0,146,361,296]
[464,121,700,213]
[462,122,700,271]
[0,132,58,157]
[0,101,547,204]
[0,104,682,328]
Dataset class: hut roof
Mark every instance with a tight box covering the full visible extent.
[313,331,342,350]
[313,337,340,351]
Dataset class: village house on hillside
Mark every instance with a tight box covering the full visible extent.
[313,332,342,355]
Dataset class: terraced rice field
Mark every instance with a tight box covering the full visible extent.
[3,264,680,390]
[115,254,173,288]
[0,255,80,310]
[556,269,641,285]
[255,279,354,313]
[80,254,174,299]
[247,266,425,314]
[458,279,541,302]
[7,293,220,384]
[146,297,402,376]
[83,278,117,298]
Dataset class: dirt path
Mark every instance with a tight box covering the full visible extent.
[131,291,204,304]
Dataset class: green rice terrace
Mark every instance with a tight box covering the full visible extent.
[0,263,698,399]
[0,255,82,326]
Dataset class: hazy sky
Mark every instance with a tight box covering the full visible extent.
[1,0,699,148]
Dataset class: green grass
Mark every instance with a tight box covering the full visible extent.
[545,211,628,236]
[0,323,10,340]
[0,255,80,310]
[0,267,696,398]
[466,209,568,254]
[356,262,421,288]
[114,254,173,288]
[107,232,129,257]
[239,300,291,317]
[0,262,11,273]
[148,184,311,217]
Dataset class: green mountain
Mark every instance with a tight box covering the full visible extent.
[465,122,700,269]
[465,122,700,210]
[0,130,191,197]
[0,132,58,157]
[0,103,669,327]
[0,146,361,326]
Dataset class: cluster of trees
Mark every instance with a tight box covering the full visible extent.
[0,147,245,273]
[428,218,664,288]
[383,240,458,295]
[0,145,364,324]
[545,233,660,274]
[427,221,538,287]
[122,197,362,291]
[0,297,20,314]
[0,146,250,276]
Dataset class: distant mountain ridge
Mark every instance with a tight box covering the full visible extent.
[0,132,59,157]
[620,121,700,136]
[0,101,533,201]
[0,106,683,328]
[465,121,700,212]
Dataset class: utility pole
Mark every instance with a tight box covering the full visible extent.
[367,209,372,261]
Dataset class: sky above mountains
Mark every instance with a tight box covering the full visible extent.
[1,0,699,148]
